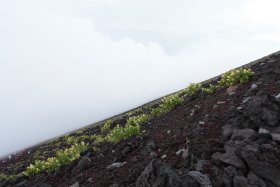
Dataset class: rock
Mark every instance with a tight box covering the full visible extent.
[242,97,251,103]
[227,85,238,96]
[161,154,167,159]
[212,152,246,172]
[69,182,79,187]
[77,157,91,170]
[181,147,190,160]
[271,133,280,142]
[175,148,185,156]
[251,84,258,90]
[188,171,212,187]
[167,130,171,134]
[222,124,236,140]
[217,101,226,105]
[236,145,280,186]
[275,93,280,101]
[231,128,255,141]
[15,180,28,187]
[135,160,199,187]
[237,107,243,110]
[106,162,127,170]
[141,140,156,156]
[195,160,210,172]
[213,104,219,109]
[199,121,205,125]
[233,176,251,187]
[247,172,267,187]
[259,128,269,134]
[149,151,157,158]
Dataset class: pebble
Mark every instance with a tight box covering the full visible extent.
[217,101,226,105]
[175,148,185,156]
[167,130,171,134]
[106,162,127,170]
[251,84,258,90]
[260,62,265,66]
[161,154,167,159]
[275,93,280,101]
[112,150,115,153]
[237,107,243,111]
[69,182,79,187]
[213,104,219,109]
[199,121,205,125]
[271,134,280,142]
[181,148,189,160]
[259,128,269,134]
[242,97,251,103]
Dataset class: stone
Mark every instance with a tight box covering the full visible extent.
[259,128,269,134]
[233,176,251,187]
[69,182,79,187]
[237,107,243,111]
[167,130,171,134]
[217,101,226,105]
[242,97,251,103]
[213,104,219,110]
[271,133,280,142]
[188,171,212,187]
[141,140,156,155]
[212,152,246,172]
[222,124,236,140]
[161,154,167,159]
[15,180,28,187]
[195,160,210,172]
[231,128,255,141]
[199,121,205,125]
[106,162,127,170]
[181,147,190,160]
[175,148,185,156]
[276,93,280,101]
[77,157,91,170]
[247,172,267,187]
[251,84,258,90]
[135,160,199,187]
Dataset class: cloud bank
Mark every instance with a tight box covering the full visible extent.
[0,0,280,156]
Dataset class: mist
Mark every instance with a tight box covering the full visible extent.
[1,0,280,156]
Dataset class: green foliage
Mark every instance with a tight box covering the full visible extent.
[105,123,141,143]
[181,83,202,96]
[201,84,217,94]
[101,120,112,133]
[151,94,183,117]
[128,107,144,117]
[24,141,88,176]
[91,134,105,146]
[126,114,149,126]
[218,68,254,86]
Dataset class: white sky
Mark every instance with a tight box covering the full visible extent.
[0,0,280,156]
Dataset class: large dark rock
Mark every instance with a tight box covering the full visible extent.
[135,160,199,187]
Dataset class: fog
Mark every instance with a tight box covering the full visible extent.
[1,0,280,156]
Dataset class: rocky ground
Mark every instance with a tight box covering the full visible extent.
[1,52,280,187]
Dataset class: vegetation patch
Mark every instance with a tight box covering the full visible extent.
[218,68,254,86]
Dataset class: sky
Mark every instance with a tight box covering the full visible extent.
[0,0,280,157]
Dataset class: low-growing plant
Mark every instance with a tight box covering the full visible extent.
[151,94,183,117]
[24,141,88,176]
[180,83,202,97]
[101,120,112,133]
[105,123,141,143]
[91,134,105,146]
[201,84,217,94]
[218,68,254,86]
[126,114,149,126]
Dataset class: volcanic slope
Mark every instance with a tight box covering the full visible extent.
[1,51,280,187]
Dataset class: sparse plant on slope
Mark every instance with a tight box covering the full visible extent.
[201,84,218,95]
[24,141,88,176]
[101,120,112,133]
[151,94,183,117]
[218,68,254,86]
[178,83,202,97]
[105,123,141,143]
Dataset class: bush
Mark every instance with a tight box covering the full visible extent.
[151,94,183,117]
[218,68,254,86]
[201,84,217,94]
[101,120,112,133]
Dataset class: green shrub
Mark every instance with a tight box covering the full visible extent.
[218,68,254,86]
[24,141,88,176]
[180,83,202,96]
[151,94,183,117]
[126,114,149,126]
[105,123,141,143]
[101,120,112,133]
[201,84,217,94]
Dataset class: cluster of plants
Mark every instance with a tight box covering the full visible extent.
[218,68,254,86]
[101,120,112,133]
[179,83,202,97]
[151,94,183,117]
[201,84,217,95]
[23,141,88,176]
